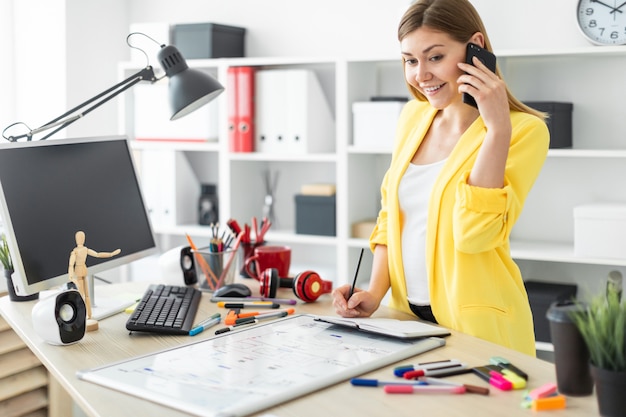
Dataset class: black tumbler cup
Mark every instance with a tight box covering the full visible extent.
[546,300,594,396]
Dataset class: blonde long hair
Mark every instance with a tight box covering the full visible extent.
[398,0,546,120]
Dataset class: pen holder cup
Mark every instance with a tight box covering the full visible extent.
[193,248,238,293]
[238,241,265,278]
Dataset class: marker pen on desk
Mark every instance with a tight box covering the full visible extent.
[384,385,465,394]
[255,297,297,305]
[489,356,528,380]
[489,366,526,389]
[350,378,427,387]
[238,308,295,319]
[528,382,557,400]
[195,312,221,325]
[394,359,463,377]
[210,297,298,305]
[472,366,512,391]
[189,316,221,336]
[225,309,295,325]
[215,319,258,335]
[418,377,490,395]
[235,311,288,324]
[217,302,280,309]
[403,364,469,379]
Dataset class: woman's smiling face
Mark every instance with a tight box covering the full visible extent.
[401,26,468,109]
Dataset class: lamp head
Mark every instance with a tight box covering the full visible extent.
[157,44,224,120]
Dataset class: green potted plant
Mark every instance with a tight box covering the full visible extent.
[1,233,38,301]
[570,288,626,417]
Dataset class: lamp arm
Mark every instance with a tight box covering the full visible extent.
[10,66,158,142]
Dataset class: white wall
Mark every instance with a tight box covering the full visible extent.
[64,0,128,139]
[127,0,589,56]
[3,0,591,140]
[0,0,65,139]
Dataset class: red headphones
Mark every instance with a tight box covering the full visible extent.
[258,268,333,302]
[259,268,280,299]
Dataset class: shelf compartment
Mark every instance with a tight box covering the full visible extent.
[511,240,626,266]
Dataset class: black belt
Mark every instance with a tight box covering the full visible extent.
[408,303,438,324]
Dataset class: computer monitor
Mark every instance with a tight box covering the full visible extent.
[0,136,157,297]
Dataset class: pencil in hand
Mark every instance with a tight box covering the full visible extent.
[348,248,364,299]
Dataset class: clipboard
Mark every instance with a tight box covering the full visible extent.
[77,314,445,417]
[313,315,451,339]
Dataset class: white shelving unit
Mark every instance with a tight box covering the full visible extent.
[119,45,626,292]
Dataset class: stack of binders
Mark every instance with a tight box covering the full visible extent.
[228,66,256,152]
[254,69,335,154]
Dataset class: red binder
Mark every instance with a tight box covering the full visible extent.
[227,67,239,152]
[235,66,255,152]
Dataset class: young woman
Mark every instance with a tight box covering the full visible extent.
[332,0,549,355]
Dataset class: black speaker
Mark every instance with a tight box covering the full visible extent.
[180,246,198,285]
[32,289,86,345]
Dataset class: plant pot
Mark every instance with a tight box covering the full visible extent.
[590,364,626,417]
[3,269,39,302]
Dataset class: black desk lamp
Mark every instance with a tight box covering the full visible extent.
[2,33,224,142]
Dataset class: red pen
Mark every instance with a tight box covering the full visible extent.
[258,218,271,242]
[251,216,258,242]
[226,218,242,235]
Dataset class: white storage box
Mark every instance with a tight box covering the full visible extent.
[352,101,404,151]
[574,203,626,259]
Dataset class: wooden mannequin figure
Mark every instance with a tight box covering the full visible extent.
[68,231,121,332]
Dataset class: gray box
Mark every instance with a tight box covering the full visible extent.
[525,101,573,149]
[171,23,245,59]
[524,280,577,343]
[295,195,336,236]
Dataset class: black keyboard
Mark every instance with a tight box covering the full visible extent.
[126,284,202,335]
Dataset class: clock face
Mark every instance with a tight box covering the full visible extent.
[577,0,626,45]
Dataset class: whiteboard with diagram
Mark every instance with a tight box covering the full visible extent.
[77,314,445,417]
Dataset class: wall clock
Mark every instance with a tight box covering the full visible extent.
[577,0,626,45]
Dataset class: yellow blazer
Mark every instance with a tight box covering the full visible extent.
[370,100,549,355]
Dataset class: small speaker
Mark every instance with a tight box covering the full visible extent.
[179,246,198,285]
[32,289,86,345]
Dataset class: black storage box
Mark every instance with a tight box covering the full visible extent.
[171,23,246,59]
[524,101,573,149]
[295,195,336,236]
[524,280,577,343]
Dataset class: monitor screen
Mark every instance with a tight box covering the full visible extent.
[0,136,157,296]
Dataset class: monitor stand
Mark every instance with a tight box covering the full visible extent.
[88,275,140,322]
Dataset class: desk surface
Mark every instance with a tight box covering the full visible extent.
[0,280,599,417]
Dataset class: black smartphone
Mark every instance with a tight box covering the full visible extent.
[462,43,497,108]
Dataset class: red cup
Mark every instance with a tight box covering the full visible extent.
[238,240,265,278]
[244,245,291,279]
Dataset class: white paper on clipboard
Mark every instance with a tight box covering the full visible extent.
[77,314,445,417]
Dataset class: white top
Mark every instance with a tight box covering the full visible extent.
[398,159,446,306]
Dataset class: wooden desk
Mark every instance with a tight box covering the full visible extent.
[0,280,599,417]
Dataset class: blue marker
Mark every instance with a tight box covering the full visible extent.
[350,378,427,387]
[189,313,221,336]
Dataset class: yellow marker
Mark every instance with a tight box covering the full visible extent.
[501,369,526,389]
[125,301,140,314]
